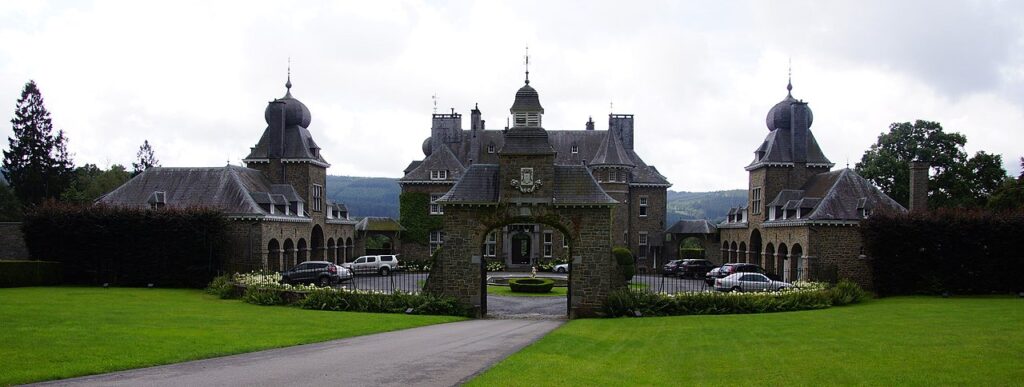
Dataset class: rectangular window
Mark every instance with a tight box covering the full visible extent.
[487,144,495,153]
[514,113,526,126]
[639,196,648,217]
[562,232,569,249]
[571,144,579,154]
[430,170,448,180]
[429,230,445,253]
[526,113,540,127]
[751,187,762,215]
[430,193,444,215]
[609,170,617,182]
[543,231,553,257]
[485,232,496,257]
[639,232,648,246]
[312,184,323,212]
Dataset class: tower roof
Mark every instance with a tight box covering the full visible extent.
[510,83,544,113]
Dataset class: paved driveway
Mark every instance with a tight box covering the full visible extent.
[31,319,562,387]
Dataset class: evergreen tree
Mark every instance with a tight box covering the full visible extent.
[132,139,159,175]
[2,80,74,206]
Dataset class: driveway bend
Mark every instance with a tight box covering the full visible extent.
[30,319,563,387]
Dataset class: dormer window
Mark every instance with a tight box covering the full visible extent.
[430,170,448,180]
[149,191,166,210]
[571,144,579,154]
[769,206,776,221]
[487,144,495,153]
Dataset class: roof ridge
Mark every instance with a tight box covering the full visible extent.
[224,166,264,214]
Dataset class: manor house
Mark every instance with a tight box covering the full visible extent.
[400,73,671,270]
[717,80,906,286]
[99,77,358,271]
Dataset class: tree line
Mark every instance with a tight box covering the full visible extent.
[1,80,160,221]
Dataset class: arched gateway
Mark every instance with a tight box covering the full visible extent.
[422,74,623,318]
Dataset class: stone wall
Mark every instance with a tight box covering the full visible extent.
[0,223,29,260]
[809,225,872,289]
[424,203,619,318]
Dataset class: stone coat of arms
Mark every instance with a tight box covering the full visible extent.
[511,167,542,193]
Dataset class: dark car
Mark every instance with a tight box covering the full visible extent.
[280,261,351,287]
[704,263,765,286]
[661,260,685,276]
[676,259,716,279]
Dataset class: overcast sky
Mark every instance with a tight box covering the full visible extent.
[1,0,1022,191]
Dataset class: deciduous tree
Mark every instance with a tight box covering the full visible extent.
[856,120,1006,209]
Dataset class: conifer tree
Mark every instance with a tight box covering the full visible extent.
[2,80,74,206]
[132,139,160,175]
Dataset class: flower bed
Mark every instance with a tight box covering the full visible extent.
[602,280,867,317]
[508,278,555,293]
[205,272,469,316]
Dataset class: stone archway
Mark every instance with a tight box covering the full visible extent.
[311,225,324,261]
[423,203,618,318]
[749,229,762,266]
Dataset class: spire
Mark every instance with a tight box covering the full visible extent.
[524,45,530,84]
[285,58,293,98]
[786,59,792,96]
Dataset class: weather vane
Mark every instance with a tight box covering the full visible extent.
[432,93,438,114]
[524,45,530,84]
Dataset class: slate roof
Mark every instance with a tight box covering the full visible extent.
[97,166,314,219]
[407,127,670,187]
[436,164,616,206]
[354,216,404,232]
[665,219,718,235]
[510,83,544,112]
[747,126,831,168]
[400,143,465,182]
[244,89,329,166]
[762,168,906,224]
[499,127,556,155]
[591,129,634,167]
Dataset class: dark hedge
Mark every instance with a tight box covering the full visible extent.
[0,260,61,287]
[22,203,227,288]
[862,209,1024,296]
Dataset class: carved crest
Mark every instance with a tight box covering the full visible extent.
[511,167,543,193]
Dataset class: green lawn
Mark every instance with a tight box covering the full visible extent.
[469,297,1024,386]
[0,287,464,386]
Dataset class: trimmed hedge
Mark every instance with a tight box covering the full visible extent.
[22,203,227,288]
[601,284,855,317]
[613,246,635,282]
[862,209,1024,296]
[0,260,61,287]
[298,288,469,316]
[508,278,555,293]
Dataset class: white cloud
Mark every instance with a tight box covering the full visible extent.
[0,0,1020,189]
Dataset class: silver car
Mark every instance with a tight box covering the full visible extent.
[553,263,569,273]
[714,272,791,292]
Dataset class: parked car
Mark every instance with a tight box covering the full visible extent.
[704,263,765,286]
[553,263,570,273]
[279,261,351,286]
[341,254,400,276]
[714,272,791,292]
[676,259,716,279]
[661,260,684,276]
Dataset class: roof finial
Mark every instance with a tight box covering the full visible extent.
[786,58,793,96]
[524,45,530,84]
[285,57,293,97]
[432,93,438,114]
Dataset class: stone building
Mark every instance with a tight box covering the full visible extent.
[400,75,670,271]
[717,80,905,286]
[423,73,627,317]
[99,76,358,271]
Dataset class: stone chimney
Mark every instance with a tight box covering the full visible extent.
[585,116,595,130]
[909,161,929,212]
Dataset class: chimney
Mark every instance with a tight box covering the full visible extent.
[790,102,810,163]
[909,161,929,212]
[608,114,634,150]
[471,103,482,130]
[585,116,595,131]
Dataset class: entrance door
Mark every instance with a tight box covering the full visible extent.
[511,232,532,265]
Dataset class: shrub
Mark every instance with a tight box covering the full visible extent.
[21,203,227,288]
[0,260,61,287]
[613,247,635,283]
[297,288,469,316]
[242,286,286,306]
[829,279,868,306]
[204,274,236,299]
[486,261,506,272]
[863,209,1024,295]
[602,286,841,317]
[508,278,555,293]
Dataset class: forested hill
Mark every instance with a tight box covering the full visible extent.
[325,176,400,219]
[325,175,744,224]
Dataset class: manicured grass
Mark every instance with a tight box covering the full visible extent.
[469,297,1024,386]
[487,285,568,297]
[0,287,464,385]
